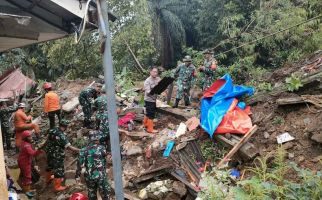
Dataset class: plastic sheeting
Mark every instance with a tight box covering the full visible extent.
[200,74,255,137]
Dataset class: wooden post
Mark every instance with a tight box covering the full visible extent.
[217,125,258,168]
[0,124,8,199]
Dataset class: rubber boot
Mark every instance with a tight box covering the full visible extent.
[147,119,157,133]
[23,185,35,198]
[143,116,148,128]
[46,171,54,184]
[54,178,67,192]
[173,99,180,108]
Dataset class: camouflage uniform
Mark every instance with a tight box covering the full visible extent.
[75,142,110,200]
[202,57,216,91]
[94,95,107,129]
[0,105,17,149]
[97,113,109,149]
[79,88,97,126]
[175,63,196,103]
[45,127,71,178]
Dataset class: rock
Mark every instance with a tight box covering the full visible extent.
[164,192,180,200]
[172,181,187,197]
[303,118,311,125]
[288,153,295,159]
[62,97,79,112]
[312,155,322,163]
[57,194,66,200]
[126,145,143,156]
[264,132,270,139]
[311,134,322,143]
[139,189,148,199]
[65,178,76,186]
[297,156,305,163]
[282,142,294,150]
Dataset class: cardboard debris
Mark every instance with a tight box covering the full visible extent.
[185,117,200,131]
[277,132,295,144]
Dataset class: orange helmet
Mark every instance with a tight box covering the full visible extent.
[43,82,52,90]
[69,193,88,200]
[22,131,32,139]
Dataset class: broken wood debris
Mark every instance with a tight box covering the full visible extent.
[217,125,258,168]
[276,95,322,108]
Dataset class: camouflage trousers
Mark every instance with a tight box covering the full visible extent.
[86,177,111,200]
[202,77,215,91]
[46,154,65,178]
[176,83,191,102]
[79,97,92,121]
[1,124,11,148]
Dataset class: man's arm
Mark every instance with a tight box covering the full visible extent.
[44,94,49,113]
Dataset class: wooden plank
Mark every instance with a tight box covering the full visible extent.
[215,135,258,160]
[170,171,199,193]
[217,125,258,168]
[0,125,8,199]
[276,96,304,105]
[157,107,193,121]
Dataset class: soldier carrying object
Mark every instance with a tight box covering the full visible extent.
[173,55,196,108]
[143,66,161,133]
[75,130,111,200]
[45,119,79,191]
[199,49,218,91]
[79,87,98,128]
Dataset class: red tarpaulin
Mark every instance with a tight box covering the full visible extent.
[0,69,34,99]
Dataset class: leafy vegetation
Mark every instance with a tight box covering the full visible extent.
[272,116,285,125]
[198,147,322,200]
[285,74,304,92]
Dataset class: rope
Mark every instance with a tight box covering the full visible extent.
[75,0,93,44]
[213,15,322,58]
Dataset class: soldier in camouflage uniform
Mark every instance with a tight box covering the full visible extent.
[45,119,80,191]
[0,101,17,149]
[199,50,218,91]
[94,86,107,129]
[79,87,98,128]
[75,131,111,200]
[173,55,196,108]
[97,113,109,150]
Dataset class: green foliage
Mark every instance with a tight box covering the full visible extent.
[257,82,273,92]
[114,67,137,98]
[285,74,303,92]
[272,116,285,125]
[198,147,322,199]
[201,140,228,162]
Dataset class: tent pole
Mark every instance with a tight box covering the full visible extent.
[97,0,124,199]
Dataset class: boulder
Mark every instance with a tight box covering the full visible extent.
[62,97,79,112]
[172,181,187,197]
[311,133,322,143]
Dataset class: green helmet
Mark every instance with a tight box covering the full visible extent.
[89,130,100,141]
[59,119,70,127]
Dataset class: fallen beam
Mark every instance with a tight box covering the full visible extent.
[214,134,258,160]
[276,95,322,108]
[217,125,258,168]
[157,107,193,121]
[170,171,199,193]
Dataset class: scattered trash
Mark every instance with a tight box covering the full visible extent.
[176,123,187,138]
[185,117,200,131]
[163,141,175,157]
[276,132,295,144]
[230,168,241,179]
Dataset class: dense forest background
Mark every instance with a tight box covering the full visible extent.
[0,0,321,85]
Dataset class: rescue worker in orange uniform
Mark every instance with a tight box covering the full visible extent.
[14,103,40,148]
[43,82,61,129]
[18,130,43,198]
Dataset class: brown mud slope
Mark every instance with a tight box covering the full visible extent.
[249,50,322,171]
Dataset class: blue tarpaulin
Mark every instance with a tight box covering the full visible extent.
[200,74,255,137]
